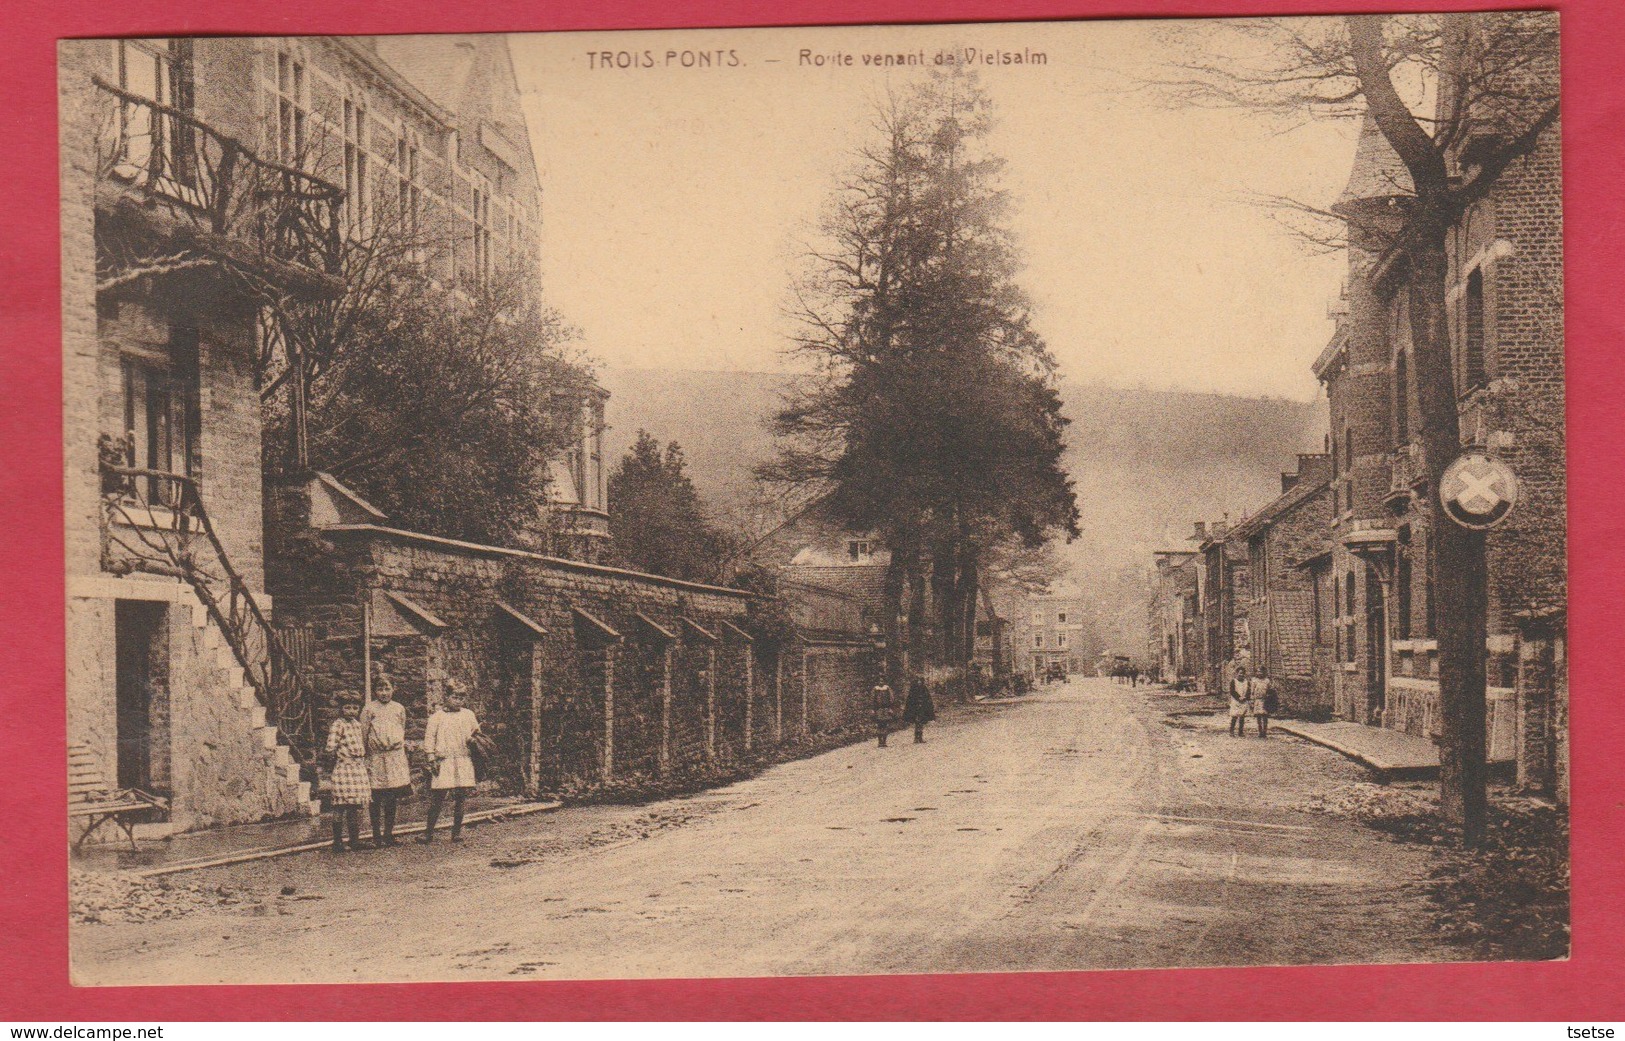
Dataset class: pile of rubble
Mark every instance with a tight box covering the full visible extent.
[1299,780,1437,821]
[70,867,262,925]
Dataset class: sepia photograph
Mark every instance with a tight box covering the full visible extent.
[59,12,1568,987]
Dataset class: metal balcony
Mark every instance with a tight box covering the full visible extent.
[94,77,344,294]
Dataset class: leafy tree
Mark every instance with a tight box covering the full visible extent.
[263,257,592,546]
[763,68,1078,687]
[609,431,733,583]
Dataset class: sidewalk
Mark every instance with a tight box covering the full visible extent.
[1270,718,1440,779]
[73,794,562,878]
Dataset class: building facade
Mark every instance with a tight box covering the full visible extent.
[62,34,618,837]
[1313,17,1564,798]
[1198,521,1252,694]
[1228,454,1333,715]
[1148,550,1201,685]
[1010,591,1088,679]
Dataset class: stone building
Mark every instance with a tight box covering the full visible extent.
[1148,549,1201,685]
[1227,454,1333,715]
[61,34,631,837]
[1198,521,1251,694]
[1009,588,1088,680]
[1313,17,1564,799]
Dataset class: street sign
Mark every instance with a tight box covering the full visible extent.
[1439,451,1519,530]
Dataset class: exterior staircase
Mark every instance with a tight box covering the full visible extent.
[187,591,322,818]
[100,449,325,824]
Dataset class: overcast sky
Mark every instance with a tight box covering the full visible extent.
[511,19,1357,402]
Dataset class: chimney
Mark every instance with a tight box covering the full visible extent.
[1211,520,1229,538]
[1192,521,1207,540]
[1281,472,1299,493]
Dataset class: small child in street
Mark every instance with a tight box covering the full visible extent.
[1227,664,1250,738]
[872,682,895,748]
[421,681,480,843]
[324,694,371,852]
[361,673,411,847]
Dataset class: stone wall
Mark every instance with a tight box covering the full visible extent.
[67,577,313,836]
[268,483,880,796]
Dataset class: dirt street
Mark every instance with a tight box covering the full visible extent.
[72,677,1468,984]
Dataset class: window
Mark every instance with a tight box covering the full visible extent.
[1031,609,1043,627]
[342,96,370,239]
[1394,348,1410,447]
[1396,525,1413,640]
[1056,611,1068,624]
[396,134,422,236]
[1425,527,1438,639]
[120,325,199,502]
[1344,569,1358,663]
[1462,268,1486,394]
[471,175,493,286]
[845,539,872,562]
[1311,570,1323,644]
[1033,634,1044,649]
[1057,632,1069,649]
[115,40,195,186]
[275,50,309,165]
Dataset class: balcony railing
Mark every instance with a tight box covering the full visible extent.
[94,77,343,283]
[100,448,319,774]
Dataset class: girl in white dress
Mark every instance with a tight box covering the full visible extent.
[420,681,480,843]
[361,675,411,846]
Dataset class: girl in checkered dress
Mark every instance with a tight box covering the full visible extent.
[325,696,372,852]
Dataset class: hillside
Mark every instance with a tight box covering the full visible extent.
[598,367,1327,653]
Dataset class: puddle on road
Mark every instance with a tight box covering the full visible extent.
[881,817,916,823]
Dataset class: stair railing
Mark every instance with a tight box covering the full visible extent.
[99,447,318,777]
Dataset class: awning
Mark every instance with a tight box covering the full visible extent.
[372,590,447,635]
[680,617,719,644]
[718,619,754,644]
[495,599,548,638]
[571,606,622,643]
[633,612,677,641]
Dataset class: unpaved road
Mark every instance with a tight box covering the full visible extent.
[73,678,1466,984]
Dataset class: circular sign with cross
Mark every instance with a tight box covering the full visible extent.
[1439,451,1519,530]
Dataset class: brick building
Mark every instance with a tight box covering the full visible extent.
[1313,17,1564,799]
[1227,454,1333,715]
[61,34,665,837]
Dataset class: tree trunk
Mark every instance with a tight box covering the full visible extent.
[960,552,980,675]
[907,552,929,679]
[883,541,910,693]
[1408,234,1489,845]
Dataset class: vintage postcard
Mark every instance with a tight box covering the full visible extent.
[62,13,1566,986]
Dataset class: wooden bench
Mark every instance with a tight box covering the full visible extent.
[69,741,168,851]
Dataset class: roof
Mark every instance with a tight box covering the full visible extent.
[782,565,890,612]
[1335,113,1415,210]
[1228,476,1333,542]
[369,35,539,186]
